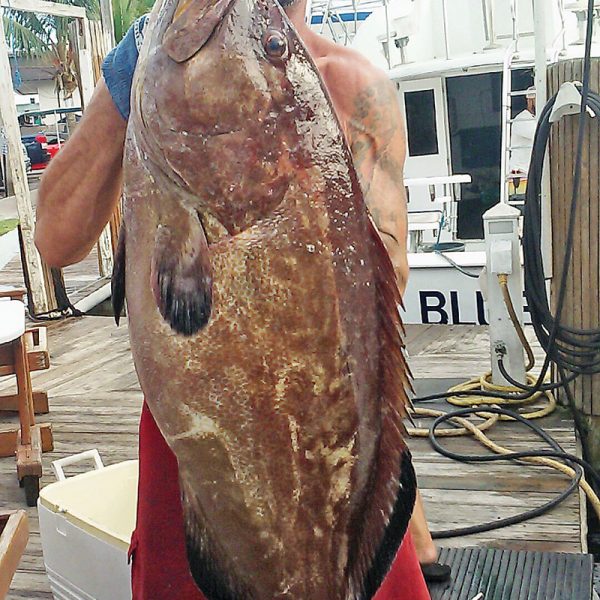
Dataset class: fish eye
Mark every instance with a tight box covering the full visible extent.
[263,30,288,59]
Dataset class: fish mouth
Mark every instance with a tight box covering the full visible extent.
[162,0,238,63]
[205,127,243,138]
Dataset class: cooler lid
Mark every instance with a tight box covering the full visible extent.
[39,460,138,551]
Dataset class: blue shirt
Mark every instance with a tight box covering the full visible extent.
[101,16,148,121]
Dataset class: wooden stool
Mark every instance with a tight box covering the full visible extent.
[0,510,29,600]
[0,289,53,506]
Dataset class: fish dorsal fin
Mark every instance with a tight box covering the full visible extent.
[163,0,236,63]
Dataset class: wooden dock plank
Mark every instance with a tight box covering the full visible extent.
[0,245,105,309]
[0,320,586,598]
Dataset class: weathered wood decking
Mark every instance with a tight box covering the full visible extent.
[0,243,108,307]
[0,318,586,598]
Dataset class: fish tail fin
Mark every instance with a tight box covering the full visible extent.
[112,225,127,326]
[151,210,212,336]
[350,219,417,599]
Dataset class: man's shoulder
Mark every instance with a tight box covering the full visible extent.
[317,44,396,121]
[321,44,393,97]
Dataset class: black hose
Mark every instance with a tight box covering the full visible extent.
[496,354,578,393]
[523,1,600,377]
[428,406,584,539]
[412,0,600,538]
[433,250,480,279]
[412,369,575,404]
[428,407,587,539]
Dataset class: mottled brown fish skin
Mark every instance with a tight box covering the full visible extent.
[113,0,416,597]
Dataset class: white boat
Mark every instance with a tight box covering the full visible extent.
[308,0,599,324]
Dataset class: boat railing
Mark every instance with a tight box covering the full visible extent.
[482,0,498,48]
[511,0,519,52]
[555,0,568,56]
[500,42,517,205]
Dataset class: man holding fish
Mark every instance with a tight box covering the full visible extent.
[35,0,445,596]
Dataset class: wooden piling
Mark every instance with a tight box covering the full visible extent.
[547,58,600,461]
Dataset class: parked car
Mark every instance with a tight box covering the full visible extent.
[21,134,49,168]
[43,134,66,161]
[23,143,32,172]
[21,133,67,170]
[0,144,31,191]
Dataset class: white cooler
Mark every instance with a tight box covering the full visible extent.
[38,451,138,600]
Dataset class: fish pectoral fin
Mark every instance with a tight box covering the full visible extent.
[151,212,212,336]
[180,478,249,600]
[112,225,126,326]
[162,0,236,63]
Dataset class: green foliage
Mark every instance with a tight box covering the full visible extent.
[3,0,100,55]
[3,14,49,56]
[112,0,153,42]
[3,0,100,101]
[0,219,19,237]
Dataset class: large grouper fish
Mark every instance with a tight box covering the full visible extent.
[111,0,417,596]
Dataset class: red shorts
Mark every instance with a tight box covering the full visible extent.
[131,402,431,600]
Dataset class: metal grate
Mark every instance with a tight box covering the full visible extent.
[428,546,594,600]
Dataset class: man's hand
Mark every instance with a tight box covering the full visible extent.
[35,78,127,267]
[348,76,409,297]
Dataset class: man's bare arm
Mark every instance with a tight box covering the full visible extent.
[349,77,409,296]
[35,78,127,267]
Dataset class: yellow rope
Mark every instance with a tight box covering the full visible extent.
[407,405,600,519]
[446,372,556,420]
[406,274,600,517]
[498,273,536,371]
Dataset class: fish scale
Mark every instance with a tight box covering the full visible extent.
[111,0,416,597]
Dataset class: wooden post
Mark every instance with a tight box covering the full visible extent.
[69,17,114,277]
[0,0,96,316]
[0,0,85,17]
[548,58,600,464]
[100,0,116,48]
[0,511,29,599]
[0,20,49,314]
[88,10,121,270]
[77,18,96,108]
[3,0,115,288]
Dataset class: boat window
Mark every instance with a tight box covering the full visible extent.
[446,72,502,240]
[511,68,535,118]
[404,90,439,157]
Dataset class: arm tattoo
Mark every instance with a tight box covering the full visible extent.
[348,79,405,237]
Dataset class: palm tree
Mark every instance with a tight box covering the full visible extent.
[3,0,153,108]
[3,0,99,105]
[112,0,153,42]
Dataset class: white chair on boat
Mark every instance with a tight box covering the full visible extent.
[405,174,472,251]
[407,211,443,253]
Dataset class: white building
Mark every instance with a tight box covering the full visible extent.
[10,56,76,126]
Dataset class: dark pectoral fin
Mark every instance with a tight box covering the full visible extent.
[112,225,127,326]
[151,211,212,336]
[180,479,249,600]
[163,0,236,63]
